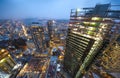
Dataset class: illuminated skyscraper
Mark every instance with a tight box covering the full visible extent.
[0,49,16,74]
[63,4,119,78]
[47,20,56,39]
[99,35,120,76]
[30,26,46,53]
[82,34,120,78]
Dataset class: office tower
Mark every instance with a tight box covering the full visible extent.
[47,20,56,39]
[44,31,50,47]
[101,35,120,71]
[99,35,120,77]
[30,26,46,53]
[0,49,16,74]
[63,4,118,78]
[83,35,120,78]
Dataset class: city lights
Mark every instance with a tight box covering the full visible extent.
[0,58,5,63]
[1,49,5,52]
[0,1,120,78]
[92,17,102,21]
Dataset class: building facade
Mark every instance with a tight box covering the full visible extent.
[47,20,55,39]
[0,49,16,74]
[30,26,46,53]
[63,3,119,78]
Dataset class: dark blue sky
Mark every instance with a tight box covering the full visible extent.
[0,0,119,19]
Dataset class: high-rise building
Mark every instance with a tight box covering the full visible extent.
[99,35,120,76]
[30,26,46,53]
[63,4,120,78]
[47,20,56,39]
[82,34,120,78]
[0,49,16,74]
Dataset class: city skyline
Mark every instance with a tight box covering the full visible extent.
[0,2,120,78]
[0,0,120,19]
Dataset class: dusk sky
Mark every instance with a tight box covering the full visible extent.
[0,0,119,19]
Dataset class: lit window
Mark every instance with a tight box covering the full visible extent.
[92,17,102,21]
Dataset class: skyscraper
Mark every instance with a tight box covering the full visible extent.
[63,4,117,78]
[100,35,120,74]
[83,34,120,78]
[0,49,16,74]
[30,26,46,53]
[47,20,56,39]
